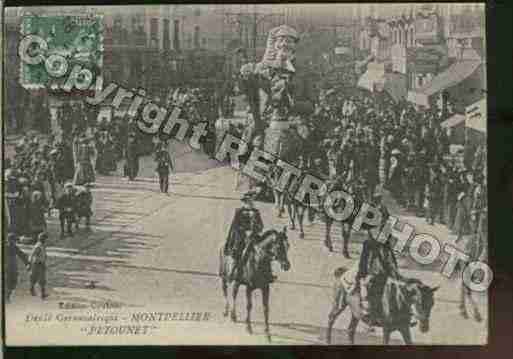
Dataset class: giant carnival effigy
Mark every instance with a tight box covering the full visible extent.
[238,24,299,157]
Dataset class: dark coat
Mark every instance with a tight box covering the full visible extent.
[357,236,401,281]
[155,150,173,175]
[224,207,264,258]
[56,193,75,213]
[5,240,29,291]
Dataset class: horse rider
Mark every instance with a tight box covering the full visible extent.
[351,186,412,327]
[224,192,265,282]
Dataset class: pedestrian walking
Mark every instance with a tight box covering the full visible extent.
[28,232,48,299]
[73,136,96,185]
[75,183,93,229]
[5,233,29,302]
[29,190,48,242]
[125,132,140,181]
[155,142,173,194]
[56,182,76,238]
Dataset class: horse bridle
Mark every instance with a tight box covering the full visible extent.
[268,232,289,263]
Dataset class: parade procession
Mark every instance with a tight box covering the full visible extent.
[3,4,489,346]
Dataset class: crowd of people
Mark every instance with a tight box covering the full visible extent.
[3,84,230,302]
[4,89,221,251]
[4,72,487,306]
[4,132,95,242]
[268,86,487,247]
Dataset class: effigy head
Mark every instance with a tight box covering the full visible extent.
[274,25,299,57]
[260,24,299,73]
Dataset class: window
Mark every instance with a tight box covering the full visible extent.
[173,19,180,51]
[150,18,159,46]
[163,19,170,51]
[194,25,200,48]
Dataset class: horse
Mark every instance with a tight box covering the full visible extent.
[219,227,291,342]
[322,163,355,257]
[273,126,313,239]
[326,269,439,345]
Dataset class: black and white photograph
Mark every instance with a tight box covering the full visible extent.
[2,3,489,345]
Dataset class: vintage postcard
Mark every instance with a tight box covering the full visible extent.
[3,4,488,346]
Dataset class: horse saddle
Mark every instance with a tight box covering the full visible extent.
[339,265,358,294]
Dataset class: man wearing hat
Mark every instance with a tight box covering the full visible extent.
[125,131,140,181]
[56,182,76,238]
[5,169,20,234]
[74,135,96,185]
[224,192,264,281]
[75,183,93,229]
[352,186,403,327]
[426,163,443,225]
[154,142,174,194]
[5,233,29,302]
[28,232,49,299]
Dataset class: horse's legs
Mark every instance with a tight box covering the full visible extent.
[287,200,296,230]
[341,223,351,258]
[273,190,279,213]
[347,313,359,345]
[399,326,413,345]
[273,190,281,215]
[262,285,271,342]
[222,279,229,317]
[245,286,253,334]
[297,205,305,239]
[235,171,241,189]
[327,296,346,344]
[459,280,469,319]
[277,192,285,217]
[231,283,240,322]
[460,281,483,322]
[325,218,334,252]
[382,326,391,345]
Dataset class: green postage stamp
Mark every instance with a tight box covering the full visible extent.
[19,14,103,90]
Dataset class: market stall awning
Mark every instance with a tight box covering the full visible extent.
[441,114,466,128]
[465,98,487,133]
[419,60,481,96]
[357,63,385,92]
[407,60,482,106]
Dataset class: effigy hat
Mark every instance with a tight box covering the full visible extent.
[275,24,299,41]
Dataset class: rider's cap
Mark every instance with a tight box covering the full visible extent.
[7,233,17,242]
[241,192,254,202]
[38,232,48,241]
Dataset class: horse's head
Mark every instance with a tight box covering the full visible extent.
[266,226,291,272]
[406,280,439,333]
